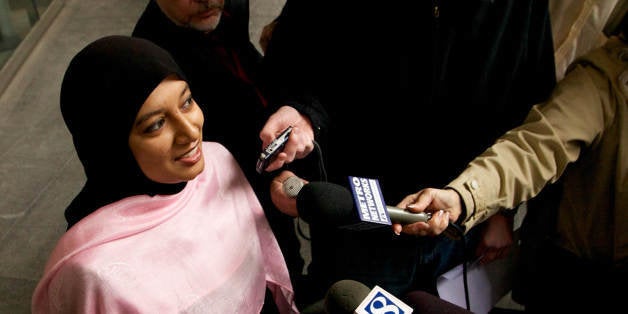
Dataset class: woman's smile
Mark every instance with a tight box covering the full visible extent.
[176,143,202,164]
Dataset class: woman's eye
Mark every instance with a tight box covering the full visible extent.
[144,118,165,133]
[182,96,194,111]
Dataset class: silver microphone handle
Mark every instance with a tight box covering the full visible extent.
[386,206,432,224]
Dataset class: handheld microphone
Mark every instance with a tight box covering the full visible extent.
[294,181,431,227]
[283,175,305,198]
[324,280,413,314]
[324,280,371,314]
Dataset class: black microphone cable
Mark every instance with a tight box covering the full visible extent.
[294,140,327,241]
[312,140,327,182]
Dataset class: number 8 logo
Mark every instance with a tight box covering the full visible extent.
[368,296,400,314]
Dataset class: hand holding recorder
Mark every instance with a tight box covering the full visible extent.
[258,106,316,172]
[256,126,292,173]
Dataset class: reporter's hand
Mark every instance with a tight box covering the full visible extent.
[474,213,514,265]
[260,106,315,172]
[270,170,308,217]
[392,188,462,236]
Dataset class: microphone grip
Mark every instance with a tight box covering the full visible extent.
[388,206,463,239]
[386,206,431,224]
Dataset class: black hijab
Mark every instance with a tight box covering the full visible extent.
[61,35,188,228]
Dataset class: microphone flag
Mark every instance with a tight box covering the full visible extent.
[347,176,392,228]
[355,285,413,314]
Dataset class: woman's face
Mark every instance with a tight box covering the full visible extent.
[156,0,225,33]
[129,76,205,184]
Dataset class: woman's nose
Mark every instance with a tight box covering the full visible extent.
[174,114,201,144]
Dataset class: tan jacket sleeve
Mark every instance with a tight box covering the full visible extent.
[447,61,612,232]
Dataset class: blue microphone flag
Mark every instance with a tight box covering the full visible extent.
[355,285,413,314]
[348,176,391,226]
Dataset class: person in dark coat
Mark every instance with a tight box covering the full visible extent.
[262,0,557,307]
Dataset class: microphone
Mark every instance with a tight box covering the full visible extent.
[283,175,305,198]
[324,280,370,314]
[294,181,431,227]
[324,280,412,314]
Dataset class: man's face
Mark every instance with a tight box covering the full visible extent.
[156,0,225,33]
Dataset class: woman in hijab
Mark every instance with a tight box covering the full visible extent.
[31,35,297,314]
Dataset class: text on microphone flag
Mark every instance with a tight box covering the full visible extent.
[348,176,391,225]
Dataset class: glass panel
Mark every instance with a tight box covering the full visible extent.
[0,0,52,69]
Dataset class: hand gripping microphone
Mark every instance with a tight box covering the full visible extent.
[294,181,431,227]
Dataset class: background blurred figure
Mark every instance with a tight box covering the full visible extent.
[262,0,557,307]
[31,35,297,313]
[395,4,628,312]
[131,0,328,289]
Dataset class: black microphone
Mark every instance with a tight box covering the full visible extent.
[294,181,431,227]
[297,281,361,314]
[324,280,371,314]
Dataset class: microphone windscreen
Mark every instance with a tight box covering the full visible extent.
[324,279,371,314]
[296,181,356,225]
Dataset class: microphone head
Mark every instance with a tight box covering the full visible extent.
[324,279,371,314]
[296,181,356,225]
[283,175,305,198]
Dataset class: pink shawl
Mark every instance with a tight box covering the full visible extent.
[32,142,298,313]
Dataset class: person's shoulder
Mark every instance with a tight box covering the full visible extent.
[203,141,227,152]
[201,142,246,182]
[202,142,235,162]
[132,0,167,39]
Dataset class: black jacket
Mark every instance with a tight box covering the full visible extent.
[133,0,267,183]
[263,0,557,303]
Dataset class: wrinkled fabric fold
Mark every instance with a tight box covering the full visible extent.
[33,142,297,313]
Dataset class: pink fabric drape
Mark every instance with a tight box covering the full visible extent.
[32,142,298,313]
